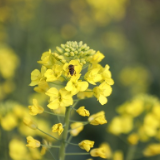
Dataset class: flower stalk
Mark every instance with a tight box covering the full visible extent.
[26,41,113,160]
[59,106,72,160]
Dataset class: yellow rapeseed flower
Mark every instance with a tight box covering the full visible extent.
[37,49,55,68]
[117,99,144,117]
[108,116,133,135]
[26,136,41,148]
[45,87,73,110]
[78,140,94,152]
[28,99,44,116]
[1,113,17,131]
[0,46,19,79]
[44,64,63,82]
[23,117,37,130]
[77,89,93,99]
[84,66,102,85]
[29,66,46,86]
[9,139,28,160]
[101,64,114,85]
[127,133,139,145]
[29,147,42,159]
[65,74,88,95]
[89,51,105,64]
[34,80,49,93]
[90,143,112,159]
[152,104,160,120]
[138,127,149,142]
[143,143,160,156]
[93,82,112,105]
[76,106,90,117]
[88,111,107,125]
[70,122,84,136]
[143,113,159,137]
[113,151,123,160]
[52,123,64,135]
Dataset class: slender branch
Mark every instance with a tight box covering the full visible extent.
[72,100,79,108]
[65,141,78,146]
[57,115,62,123]
[65,135,72,147]
[37,128,60,141]
[44,110,64,117]
[48,148,57,160]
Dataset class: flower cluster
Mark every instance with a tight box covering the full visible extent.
[25,41,113,160]
[29,41,114,107]
[108,94,160,157]
[0,100,52,160]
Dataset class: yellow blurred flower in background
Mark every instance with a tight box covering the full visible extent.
[113,151,123,160]
[70,122,84,136]
[0,45,19,79]
[108,116,133,135]
[143,143,160,157]
[23,117,37,130]
[9,139,28,160]
[28,99,44,116]
[1,113,17,131]
[90,143,112,159]
[127,133,139,145]
[119,66,150,95]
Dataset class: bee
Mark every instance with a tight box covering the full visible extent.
[68,64,76,76]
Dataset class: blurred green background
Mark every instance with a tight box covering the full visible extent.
[1,0,160,160]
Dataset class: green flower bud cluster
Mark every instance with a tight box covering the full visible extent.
[53,41,96,64]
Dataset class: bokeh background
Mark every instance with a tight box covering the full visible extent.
[0,0,160,160]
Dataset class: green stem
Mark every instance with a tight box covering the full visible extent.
[126,145,136,160]
[59,106,72,160]
[37,128,60,141]
[65,153,90,156]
